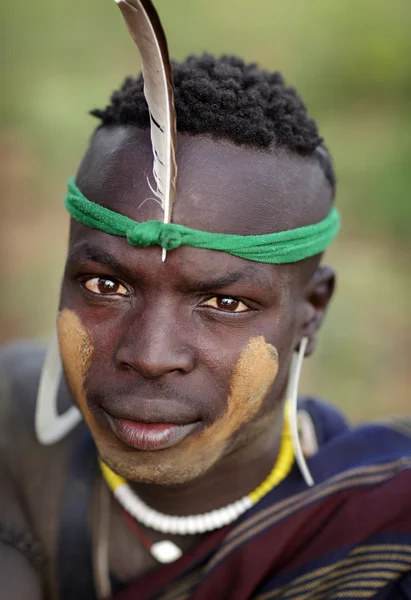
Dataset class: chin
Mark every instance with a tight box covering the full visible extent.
[97,437,224,487]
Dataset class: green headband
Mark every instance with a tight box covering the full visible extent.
[65,177,340,264]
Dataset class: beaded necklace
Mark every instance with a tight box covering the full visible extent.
[100,416,294,563]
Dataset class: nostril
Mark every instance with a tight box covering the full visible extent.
[115,344,195,379]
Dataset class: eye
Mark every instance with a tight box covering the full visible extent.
[82,277,129,296]
[201,296,250,313]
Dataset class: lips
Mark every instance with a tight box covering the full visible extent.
[106,415,200,451]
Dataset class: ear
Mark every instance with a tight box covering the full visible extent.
[299,265,335,357]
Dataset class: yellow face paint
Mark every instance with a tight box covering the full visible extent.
[57,313,280,486]
[106,335,280,485]
[193,335,279,450]
[57,308,94,428]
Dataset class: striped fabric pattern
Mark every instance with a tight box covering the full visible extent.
[113,407,411,600]
[256,545,411,599]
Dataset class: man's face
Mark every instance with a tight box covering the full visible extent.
[59,126,333,485]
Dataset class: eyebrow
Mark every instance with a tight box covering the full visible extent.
[67,243,132,278]
[67,243,272,290]
[187,269,265,293]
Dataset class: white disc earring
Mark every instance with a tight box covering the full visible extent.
[285,336,315,487]
[35,329,82,445]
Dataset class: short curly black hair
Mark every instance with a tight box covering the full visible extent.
[91,54,335,193]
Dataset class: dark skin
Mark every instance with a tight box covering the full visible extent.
[0,124,335,596]
[62,125,335,513]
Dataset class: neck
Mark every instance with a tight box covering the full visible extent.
[129,405,284,516]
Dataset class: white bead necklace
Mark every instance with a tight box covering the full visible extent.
[99,418,294,562]
[113,479,254,535]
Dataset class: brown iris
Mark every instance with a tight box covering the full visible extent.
[83,277,128,296]
[201,296,249,313]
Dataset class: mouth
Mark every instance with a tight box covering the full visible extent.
[105,412,201,451]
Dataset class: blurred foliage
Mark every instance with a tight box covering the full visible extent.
[1,0,410,420]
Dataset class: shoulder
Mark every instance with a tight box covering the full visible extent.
[309,419,411,486]
[0,341,86,586]
[0,340,47,463]
[299,397,411,480]
[0,455,44,600]
[0,339,79,456]
[0,343,50,597]
[0,337,83,479]
[376,416,411,442]
[298,397,350,452]
[0,339,46,378]
[0,340,52,520]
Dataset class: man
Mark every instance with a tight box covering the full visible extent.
[1,50,410,600]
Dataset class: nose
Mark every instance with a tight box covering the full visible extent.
[114,300,196,379]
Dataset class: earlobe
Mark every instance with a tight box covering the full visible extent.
[301,265,336,357]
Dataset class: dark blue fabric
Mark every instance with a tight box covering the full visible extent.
[298,396,350,444]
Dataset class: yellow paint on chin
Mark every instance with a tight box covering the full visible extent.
[57,308,94,427]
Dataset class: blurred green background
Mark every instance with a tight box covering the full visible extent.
[1,0,410,421]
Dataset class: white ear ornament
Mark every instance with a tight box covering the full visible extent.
[285,336,315,487]
[35,330,82,445]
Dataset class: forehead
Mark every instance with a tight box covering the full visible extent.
[76,126,331,236]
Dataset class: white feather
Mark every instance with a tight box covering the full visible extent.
[115,0,177,261]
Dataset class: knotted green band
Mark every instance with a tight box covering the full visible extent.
[65,177,340,264]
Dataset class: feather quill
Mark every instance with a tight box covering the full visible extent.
[115,0,177,261]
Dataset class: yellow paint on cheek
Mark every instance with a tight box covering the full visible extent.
[119,337,279,485]
[115,336,280,485]
[226,335,279,423]
[57,308,93,419]
[186,336,279,460]
[56,313,279,486]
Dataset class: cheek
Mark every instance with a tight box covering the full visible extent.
[225,335,279,428]
[191,335,279,450]
[57,308,93,416]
